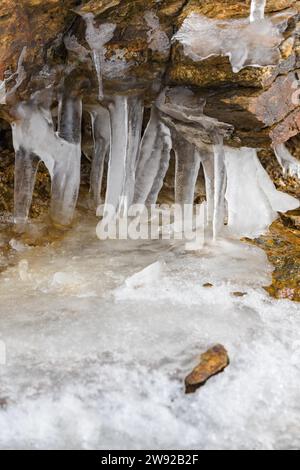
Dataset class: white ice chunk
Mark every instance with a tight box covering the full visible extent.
[274,143,300,179]
[12,98,82,227]
[224,147,299,238]
[9,239,29,253]
[173,13,282,73]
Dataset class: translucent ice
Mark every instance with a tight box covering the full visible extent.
[224,146,299,238]
[144,11,170,57]
[173,132,201,206]
[212,134,227,240]
[105,95,144,215]
[84,14,116,100]
[88,105,111,209]
[12,97,82,228]
[250,0,266,23]
[0,47,27,104]
[1,214,300,449]
[134,107,172,206]
[124,261,165,289]
[173,13,282,73]
[274,144,300,179]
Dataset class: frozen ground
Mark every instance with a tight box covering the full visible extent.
[0,214,300,450]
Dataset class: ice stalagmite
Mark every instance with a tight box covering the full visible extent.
[51,94,82,226]
[105,95,144,215]
[224,147,299,238]
[250,0,266,23]
[134,107,172,206]
[212,134,227,240]
[84,14,116,100]
[274,144,300,179]
[89,106,111,209]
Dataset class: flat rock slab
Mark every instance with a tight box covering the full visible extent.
[185,344,230,394]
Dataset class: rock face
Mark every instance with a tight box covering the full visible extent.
[0,0,299,151]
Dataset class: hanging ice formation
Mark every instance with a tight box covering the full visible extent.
[12,90,82,228]
[173,7,284,73]
[105,95,144,216]
[224,147,298,238]
[0,47,27,105]
[3,3,299,241]
[250,0,266,23]
[83,14,116,100]
[274,144,300,179]
[133,107,172,206]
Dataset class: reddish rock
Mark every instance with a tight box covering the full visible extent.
[185,344,230,394]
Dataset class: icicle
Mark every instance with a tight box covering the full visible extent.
[51,95,82,226]
[212,134,227,240]
[0,47,27,105]
[83,14,116,100]
[274,144,300,179]
[173,132,201,206]
[250,0,266,23]
[11,98,82,228]
[105,95,144,215]
[13,148,40,229]
[224,147,299,238]
[134,107,172,206]
[89,106,111,209]
[197,147,215,225]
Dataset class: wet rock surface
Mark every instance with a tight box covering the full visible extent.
[185,344,230,394]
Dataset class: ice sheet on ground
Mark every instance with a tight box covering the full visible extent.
[0,214,300,450]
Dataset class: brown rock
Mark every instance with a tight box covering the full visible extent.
[185,344,230,394]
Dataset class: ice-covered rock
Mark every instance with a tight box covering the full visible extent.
[173,12,282,73]
[144,11,170,57]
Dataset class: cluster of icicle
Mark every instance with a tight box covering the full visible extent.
[11,84,299,239]
[5,1,300,238]
[173,0,293,73]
